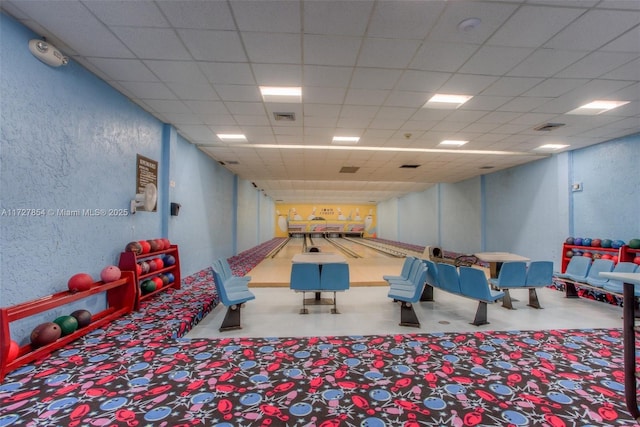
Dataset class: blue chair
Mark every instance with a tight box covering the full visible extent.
[487,261,527,309]
[420,259,439,301]
[211,268,255,332]
[555,256,592,281]
[319,263,350,314]
[437,263,462,295]
[216,258,251,284]
[387,264,428,327]
[524,261,554,309]
[383,256,416,282]
[387,258,422,286]
[459,267,505,326]
[602,263,639,295]
[290,263,322,314]
[583,259,618,287]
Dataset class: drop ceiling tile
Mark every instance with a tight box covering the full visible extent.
[303,1,372,36]
[459,95,511,111]
[160,112,205,126]
[523,78,590,97]
[304,34,362,66]
[178,29,247,62]
[367,1,445,39]
[199,63,255,85]
[252,64,302,86]
[438,74,499,95]
[460,46,535,76]
[600,26,640,52]
[507,49,588,77]
[375,107,417,121]
[350,68,403,90]
[487,5,587,48]
[176,125,217,141]
[368,118,409,130]
[83,1,168,27]
[214,85,261,102]
[461,122,501,133]
[396,70,452,92]
[144,60,208,83]
[344,89,389,106]
[85,58,157,82]
[508,112,558,125]
[158,1,235,30]
[336,117,372,129]
[202,115,238,126]
[234,3,299,33]
[166,81,218,101]
[224,102,265,116]
[497,96,553,112]
[410,41,479,72]
[357,38,421,69]
[477,111,523,124]
[303,66,353,88]
[599,58,640,80]
[303,116,338,128]
[544,9,640,51]
[428,1,519,44]
[114,27,192,60]
[556,51,639,79]
[143,99,191,114]
[242,32,301,64]
[185,100,230,116]
[118,81,176,99]
[384,91,431,108]
[233,115,271,126]
[481,77,544,96]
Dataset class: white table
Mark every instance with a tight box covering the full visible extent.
[474,252,530,278]
[292,252,347,264]
[599,272,640,285]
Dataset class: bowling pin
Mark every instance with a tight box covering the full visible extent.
[364,209,373,230]
[277,210,287,232]
[354,208,361,221]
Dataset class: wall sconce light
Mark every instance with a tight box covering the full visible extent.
[29,39,69,67]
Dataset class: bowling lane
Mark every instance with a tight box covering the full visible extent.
[272,236,306,259]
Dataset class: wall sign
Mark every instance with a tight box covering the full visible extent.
[136,154,158,212]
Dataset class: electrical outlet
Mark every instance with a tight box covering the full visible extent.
[571,182,583,192]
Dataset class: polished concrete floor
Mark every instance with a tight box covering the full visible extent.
[186,285,624,339]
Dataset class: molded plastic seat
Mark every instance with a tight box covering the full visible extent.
[211,268,255,332]
[526,261,554,287]
[387,264,428,327]
[418,259,440,301]
[387,258,422,286]
[602,263,639,294]
[488,261,527,289]
[383,256,416,282]
[320,263,350,291]
[555,256,592,282]
[585,259,624,287]
[437,263,462,295]
[290,263,321,292]
[459,267,505,326]
[216,258,251,284]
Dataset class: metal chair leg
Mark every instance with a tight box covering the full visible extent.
[528,288,542,309]
[219,304,243,332]
[501,289,514,309]
[472,301,489,326]
[399,301,420,327]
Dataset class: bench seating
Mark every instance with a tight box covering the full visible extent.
[387,262,428,327]
[555,258,614,298]
[290,263,349,314]
[488,261,553,309]
[211,266,255,332]
[437,263,504,326]
[555,261,638,299]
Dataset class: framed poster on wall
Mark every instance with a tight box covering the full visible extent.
[136,154,158,212]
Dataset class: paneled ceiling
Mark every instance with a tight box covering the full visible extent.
[3,0,639,204]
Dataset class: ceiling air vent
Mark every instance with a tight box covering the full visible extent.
[273,112,296,121]
[340,166,359,173]
[225,160,239,165]
[533,123,565,132]
[400,164,421,169]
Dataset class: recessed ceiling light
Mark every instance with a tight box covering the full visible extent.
[536,144,569,151]
[332,136,360,144]
[260,86,301,103]
[423,94,473,109]
[217,133,247,141]
[439,140,468,147]
[566,100,629,115]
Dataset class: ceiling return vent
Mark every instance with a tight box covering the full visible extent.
[400,164,421,169]
[533,122,565,132]
[339,166,360,173]
[273,112,296,121]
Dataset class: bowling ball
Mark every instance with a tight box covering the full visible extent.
[601,254,612,260]
[582,252,592,258]
[30,322,61,348]
[574,251,583,256]
[634,257,640,266]
[140,261,150,274]
[148,240,159,252]
[592,253,602,259]
[53,315,79,336]
[70,309,92,328]
[125,241,142,254]
[582,238,592,246]
[612,240,625,249]
[160,274,170,286]
[629,239,640,249]
[166,273,175,283]
[155,239,165,251]
[100,265,121,283]
[574,238,583,246]
[136,264,142,276]
[141,280,156,294]
[138,240,151,254]
[7,340,19,363]
[591,239,601,247]
[162,238,171,249]
[68,273,93,293]
[163,255,176,266]
[147,259,157,272]
[565,237,574,245]
[565,250,574,258]
[612,256,619,264]
[601,239,612,248]
[152,276,164,289]
[154,258,164,269]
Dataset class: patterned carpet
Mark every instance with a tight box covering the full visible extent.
[1,242,639,426]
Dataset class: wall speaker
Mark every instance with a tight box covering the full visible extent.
[170,202,181,216]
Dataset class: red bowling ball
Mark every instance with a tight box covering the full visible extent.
[68,273,93,293]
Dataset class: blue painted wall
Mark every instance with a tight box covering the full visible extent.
[571,133,640,241]
[237,180,260,253]
[397,187,438,247]
[439,178,482,254]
